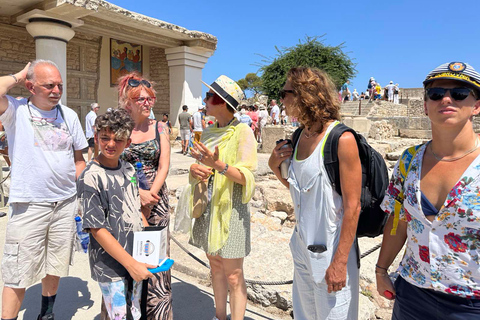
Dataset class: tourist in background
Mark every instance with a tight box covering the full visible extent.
[270,99,280,124]
[341,80,350,102]
[189,75,257,320]
[376,62,480,319]
[85,102,99,161]
[386,81,395,102]
[257,104,268,143]
[162,113,172,134]
[192,105,206,143]
[352,89,360,101]
[375,82,382,100]
[118,73,172,319]
[393,84,400,104]
[269,67,361,319]
[178,104,192,155]
[247,105,258,138]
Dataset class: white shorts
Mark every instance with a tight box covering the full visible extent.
[180,129,191,141]
[1,196,77,288]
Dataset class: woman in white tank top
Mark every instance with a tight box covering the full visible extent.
[268,67,362,320]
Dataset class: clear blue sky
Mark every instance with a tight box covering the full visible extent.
[110,0,479,94]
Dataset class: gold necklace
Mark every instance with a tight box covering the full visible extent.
[303,129,319,139]
[430,138,480,162]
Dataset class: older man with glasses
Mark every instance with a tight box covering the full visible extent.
[0,60,87,320]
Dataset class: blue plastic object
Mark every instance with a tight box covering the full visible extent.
[148,258,174,274]
[75,216,89,253]
[135,162,150,190]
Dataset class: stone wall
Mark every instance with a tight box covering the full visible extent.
[149,47,170,117]
[0,17,35,98]
[400,88,423,99]
[67,32,102,126]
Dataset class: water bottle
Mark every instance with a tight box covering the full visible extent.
[75,216,89,253]
[277,139,292,179]
[135,162,150,190]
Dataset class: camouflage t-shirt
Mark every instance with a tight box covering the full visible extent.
[77,160,143,282]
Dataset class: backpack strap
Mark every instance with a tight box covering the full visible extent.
[390,145,421,235]
[321,122,355,195]
[155,120,160,143]
[291,126,303,153]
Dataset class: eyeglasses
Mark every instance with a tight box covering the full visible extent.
[426,87,474,101]
[39,83,63,91]
[205,92,215,100]
[135,97,156,104]
[280,89,294,99]
[128,79,151,88]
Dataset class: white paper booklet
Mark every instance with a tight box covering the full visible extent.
[132,229,167,266]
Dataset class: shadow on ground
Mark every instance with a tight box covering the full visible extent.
[20,276,95,319]
[172,275,275,320]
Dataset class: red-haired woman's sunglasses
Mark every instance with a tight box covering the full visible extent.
[128,79,151,88]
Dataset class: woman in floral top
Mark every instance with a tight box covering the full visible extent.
[376,62,480,319]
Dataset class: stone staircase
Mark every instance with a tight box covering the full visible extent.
[340,100,375,116]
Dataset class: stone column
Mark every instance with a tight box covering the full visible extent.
[25,18,75,104]
[17,10,83,104]
[165,46,213,127]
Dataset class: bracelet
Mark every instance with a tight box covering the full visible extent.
[375,264,388,271]
[218,163,228,175]
[9,74,18,84]
[375,271,388,276]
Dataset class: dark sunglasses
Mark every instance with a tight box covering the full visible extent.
[128,79,151,88]
[280,89,294,99]
[205,92,215,100]
[426,87,474,101]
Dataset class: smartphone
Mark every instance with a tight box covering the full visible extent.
[307,244,327,253]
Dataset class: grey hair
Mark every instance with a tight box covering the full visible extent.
[26,59,60,81]
[94,108,134,140]
[91,102,99,110]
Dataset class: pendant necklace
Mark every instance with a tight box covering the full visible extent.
[303,129,319,139]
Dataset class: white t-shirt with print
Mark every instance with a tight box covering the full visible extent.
[1,96,88,202]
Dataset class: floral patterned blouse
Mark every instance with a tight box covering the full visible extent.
[381,143,480,298]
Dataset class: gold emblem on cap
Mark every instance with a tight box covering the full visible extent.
[448,62,466,72]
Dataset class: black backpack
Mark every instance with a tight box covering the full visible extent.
[291,122,389,238]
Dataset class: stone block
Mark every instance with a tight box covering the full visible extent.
[260,126,285,153]
[399,129,431,139]
[351,117,371,134]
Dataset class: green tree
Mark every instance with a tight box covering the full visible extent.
[237,73,263,96]
[260,36,356,101]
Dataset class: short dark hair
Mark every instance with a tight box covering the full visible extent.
[163,113,169,118]
[95,108,134,140]
[182,105,188,111]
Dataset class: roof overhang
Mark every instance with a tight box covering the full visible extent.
[1,0,217,50]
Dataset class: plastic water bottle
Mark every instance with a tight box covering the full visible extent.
[75,216,89,253]
[135,162,150,190]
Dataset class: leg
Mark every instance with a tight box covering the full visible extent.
[207,254,228,320]
[2,287,25,318]
[222,258,247,320]
[41,275,60,296]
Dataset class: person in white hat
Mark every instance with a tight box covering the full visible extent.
[376,62,480,319]
[192,104,206,143]
[189,75,257,320]
[257,104,268,143]
[386,80,396,102]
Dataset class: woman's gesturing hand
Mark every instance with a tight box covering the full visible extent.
[191,141,219,168]
[190,163,212,181]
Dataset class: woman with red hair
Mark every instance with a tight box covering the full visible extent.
[118,73,172,320]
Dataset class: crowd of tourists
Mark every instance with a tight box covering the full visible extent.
[340,78,400,104]
[0,58,479,320]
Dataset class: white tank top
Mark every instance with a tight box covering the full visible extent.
[288,121,344,249]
